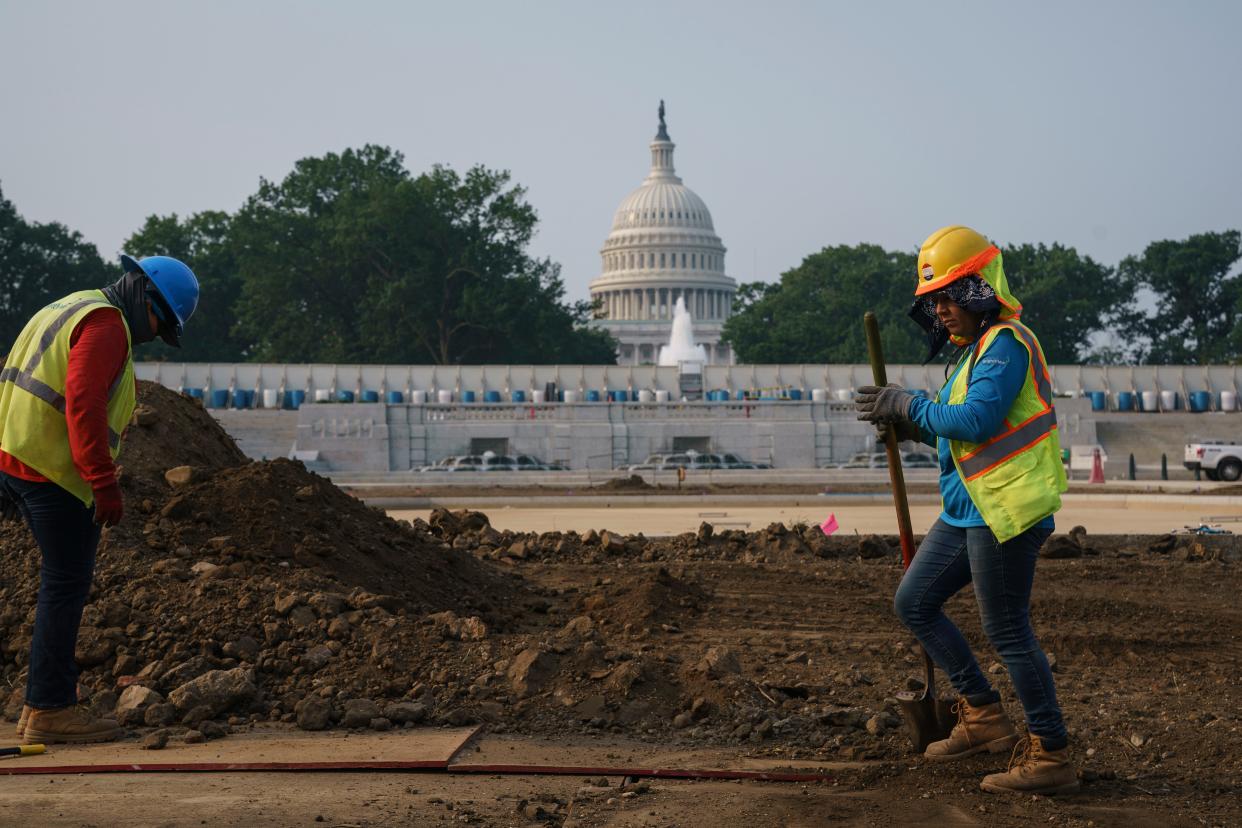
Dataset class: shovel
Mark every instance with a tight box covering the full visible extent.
[863,311,956,752]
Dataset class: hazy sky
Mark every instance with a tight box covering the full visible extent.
[2,1,1239,303]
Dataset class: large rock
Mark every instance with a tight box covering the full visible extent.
[115,685,165,726]
[697,646,741,677]
[168,668,257,717]
[424,611,488,641]
[295,695,332,731]
[308,592,348,619]
[341,698,382,729]
[301,645,334,672]
[383,702,427,725]
[599,532,626,554]
[558,616,594,640]
[221,636,261,663]
[507,648,557,698]
[164,465,198,487]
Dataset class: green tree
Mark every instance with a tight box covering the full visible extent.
[0,184,111,350]
[1118,231,1242,364]
[1000,243,1126,364]
[123,210,246,361]
[232,146,614,364]
[722,244,924,364]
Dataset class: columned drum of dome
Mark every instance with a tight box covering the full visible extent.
[589,103,737,365]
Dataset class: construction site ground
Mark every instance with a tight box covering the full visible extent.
[1,386,1239,827]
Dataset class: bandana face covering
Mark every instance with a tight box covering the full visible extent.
[101,271,158,345]
[908,275,1001,362]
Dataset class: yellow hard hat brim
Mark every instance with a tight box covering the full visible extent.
[914,245,1002,296]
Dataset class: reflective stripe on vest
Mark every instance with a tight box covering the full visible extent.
[0,298,125,449]
[954,322,1056,482]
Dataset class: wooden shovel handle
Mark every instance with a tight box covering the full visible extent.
[863,312,917,569]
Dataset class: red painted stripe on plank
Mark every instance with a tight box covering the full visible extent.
[447,763,834,783]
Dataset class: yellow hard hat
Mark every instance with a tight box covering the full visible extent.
[915,225,994,296]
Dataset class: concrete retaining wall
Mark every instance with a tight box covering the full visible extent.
[279,398,1098,472]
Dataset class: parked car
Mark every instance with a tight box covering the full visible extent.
[627,452,712,471]
[1184,440,1242,481]
[836,451,937,470]
[718,452,760,469]
[479,453,516,471]
[416,452,564,472]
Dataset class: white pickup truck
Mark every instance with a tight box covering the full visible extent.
[1184,441,1242,481]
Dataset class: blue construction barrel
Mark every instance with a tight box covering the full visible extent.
[1089,391,1107,411]
[183,387,204,400]
[233,389,253,409]
[210,389,229,409]
[1190,390,1212,412]
[287,390,306,410]
[787,388,803,401]
[386,390,403,404]
[511,390,526,402]
[361,390,380,403]
[1117,391,1134,411]
[612,390,628,402]
[336,390,354,403]
[462,390,476,403]
[481,390,500,403]
[586,390,601,402]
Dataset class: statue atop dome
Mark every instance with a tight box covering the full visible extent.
[655,99,670,141]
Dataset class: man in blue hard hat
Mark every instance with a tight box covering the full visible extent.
[0,254,199,744]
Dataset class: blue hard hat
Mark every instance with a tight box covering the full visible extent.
[120,254,199,345]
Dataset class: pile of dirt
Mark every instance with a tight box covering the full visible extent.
[120,382,248,501]
[591,474,656,492]
[0,382,520,734]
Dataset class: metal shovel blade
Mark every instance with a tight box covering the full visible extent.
[895,690,957,753]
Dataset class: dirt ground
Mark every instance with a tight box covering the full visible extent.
[2,385,1239,827]
[5,544,1239,827]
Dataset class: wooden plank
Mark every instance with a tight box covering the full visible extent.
[0,725,480,775]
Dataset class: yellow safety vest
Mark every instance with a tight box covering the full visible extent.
[0,290,136,505]
[938,319,1066,542]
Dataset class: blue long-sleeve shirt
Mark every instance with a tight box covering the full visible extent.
[907,329,1055,530]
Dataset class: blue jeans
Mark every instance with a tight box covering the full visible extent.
[894,518,1067,745]
[0,472,100,709]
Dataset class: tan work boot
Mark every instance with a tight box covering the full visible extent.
[15,705,31,738]
[980,735,1081,795]
[22,705,121,745]
[924,698,1019,761]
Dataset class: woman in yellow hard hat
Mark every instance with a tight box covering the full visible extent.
[855,226,1077,796]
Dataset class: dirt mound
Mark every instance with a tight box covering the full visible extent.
[120,382,248,501]
[582,567,709,629]
[0,385,520,731]
[592,474,656,492]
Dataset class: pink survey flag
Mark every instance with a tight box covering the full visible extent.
[819,514,839,536]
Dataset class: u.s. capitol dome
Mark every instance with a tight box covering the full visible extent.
[589,103,737,364]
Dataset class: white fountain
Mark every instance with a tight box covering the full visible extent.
[658,296,707,366]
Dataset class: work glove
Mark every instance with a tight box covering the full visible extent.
[855,384,916,424]
[92,481,124,527]
[877,420,922,444]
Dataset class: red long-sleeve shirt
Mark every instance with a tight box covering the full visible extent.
[0,308,131,491]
